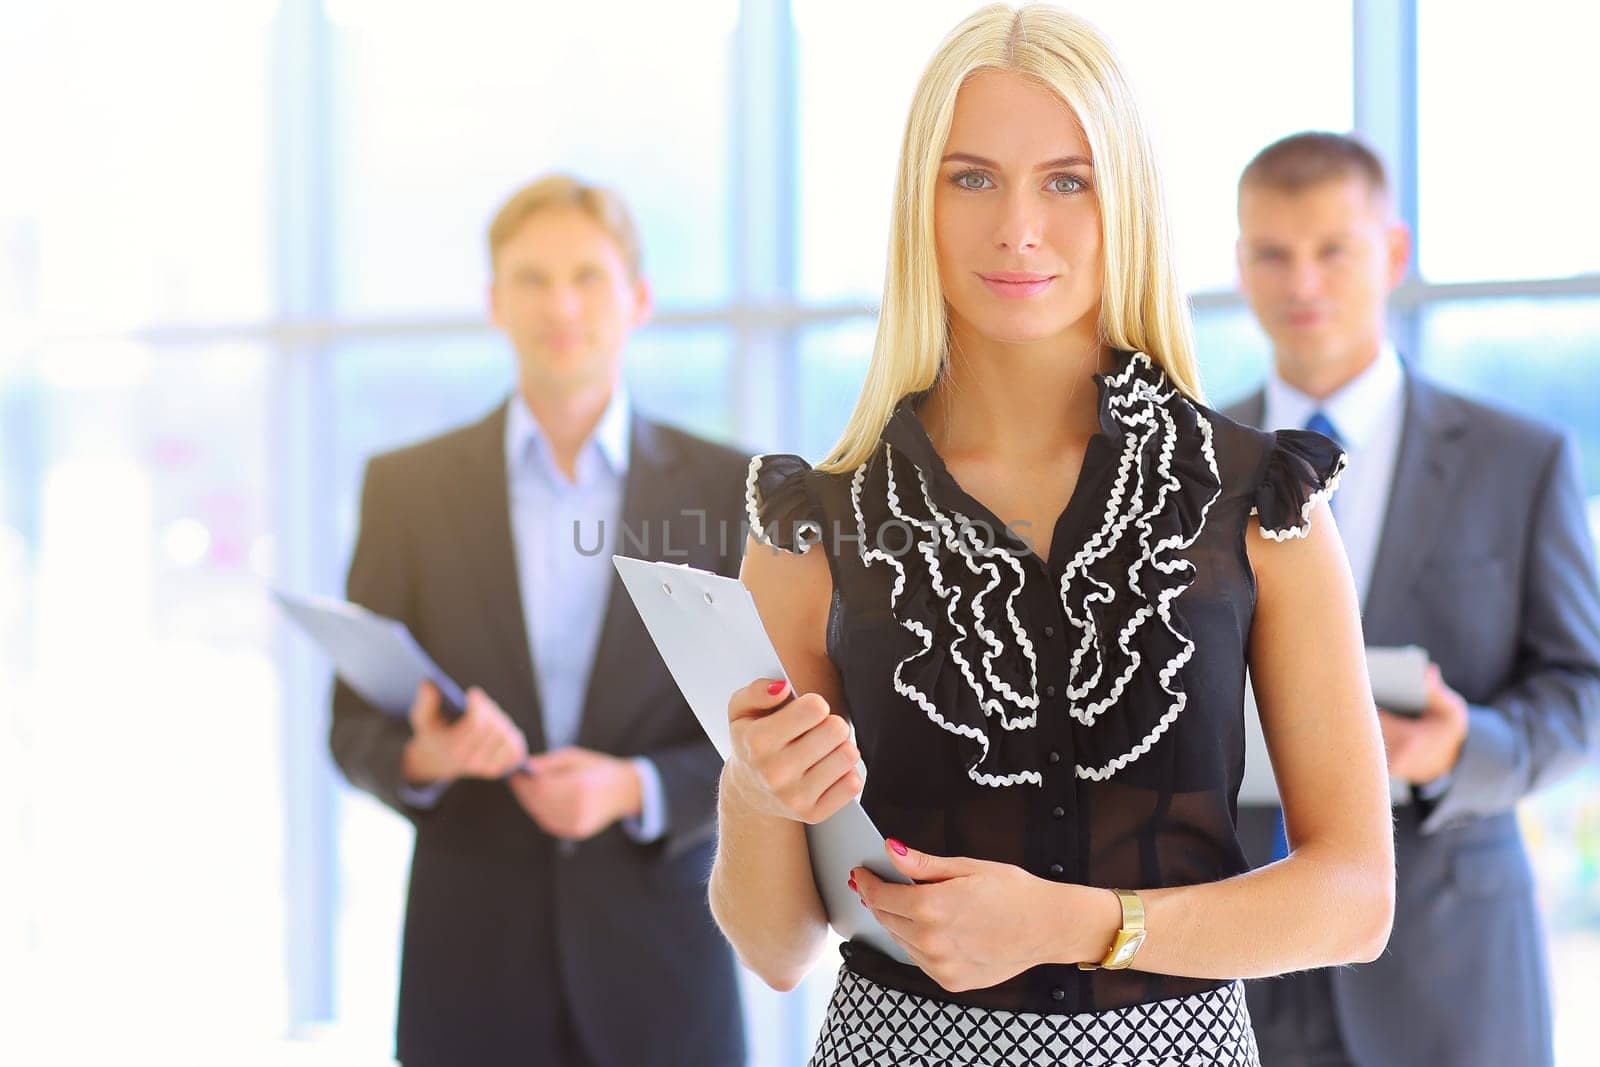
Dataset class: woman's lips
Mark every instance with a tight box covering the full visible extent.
[978,272,1056,299]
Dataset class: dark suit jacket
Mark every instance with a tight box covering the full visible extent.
[329,400,751,1067]
[1228,371,1600,1067]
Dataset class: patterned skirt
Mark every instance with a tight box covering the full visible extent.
[809,966,1261,1067]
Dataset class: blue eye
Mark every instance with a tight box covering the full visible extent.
[953,171,992,191]
[1049,174,1088,194]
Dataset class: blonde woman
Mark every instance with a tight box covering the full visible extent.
[712,5,1394,1063]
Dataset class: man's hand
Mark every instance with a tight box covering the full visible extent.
[508,747,643,841]
[1379,663,1469,785]
[402,682,528,786]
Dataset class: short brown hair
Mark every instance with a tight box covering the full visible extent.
[1239,131,1390,204]
[487,173,643,276]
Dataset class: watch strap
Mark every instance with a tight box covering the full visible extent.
[1077,889,1146,971]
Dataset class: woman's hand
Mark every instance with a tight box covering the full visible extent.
[723,677,864,824]
[851,840,1121,992]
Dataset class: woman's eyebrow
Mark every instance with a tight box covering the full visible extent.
[940,151,1093,169]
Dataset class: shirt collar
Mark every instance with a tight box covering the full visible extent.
[1264,343,1403,450]
[504,383,633,481]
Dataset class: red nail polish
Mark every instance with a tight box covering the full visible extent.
[887,838,908,856]
[766,680,787,696]
[859,897,869,908]
[848,878,857,892]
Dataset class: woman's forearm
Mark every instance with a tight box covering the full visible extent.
[708,764,832,991]
[1052,842,1394,979]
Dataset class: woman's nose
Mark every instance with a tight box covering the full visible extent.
[994,195,1044,253]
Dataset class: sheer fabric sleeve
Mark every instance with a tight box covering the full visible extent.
[1252,428,1348,541]
[744,453,825,555]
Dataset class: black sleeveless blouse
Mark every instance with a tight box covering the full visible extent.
[744,351,1345,1016]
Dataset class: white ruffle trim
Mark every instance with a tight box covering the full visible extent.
[852,448,1043,788]
[1252,449,1349,542]
[851,352,1222,787]
[904,459,1042,727]
[744,455,767,543]
[745,454,819,554]
[1063,354,1222,781]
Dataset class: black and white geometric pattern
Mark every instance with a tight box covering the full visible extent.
[809,966,1260,1066]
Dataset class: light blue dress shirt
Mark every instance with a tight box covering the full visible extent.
[504,386,666,842]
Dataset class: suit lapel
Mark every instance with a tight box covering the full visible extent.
[446,401,545,748]
[575,415,683,752]
[1361,373,1470,641]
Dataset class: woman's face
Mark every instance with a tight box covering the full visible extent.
[934,69,1102,349]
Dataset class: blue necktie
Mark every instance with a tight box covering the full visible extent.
[1305,409,1344,449]
[1304,410,1342,524]
[1266,410,1346,863]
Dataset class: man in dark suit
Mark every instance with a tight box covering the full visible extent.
[330,174,749,1066]
[1228,132,1600,1067]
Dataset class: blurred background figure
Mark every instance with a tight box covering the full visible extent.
[1230,131,1600,1067]
[1,2,1597,1064]
[328,174,749,1066]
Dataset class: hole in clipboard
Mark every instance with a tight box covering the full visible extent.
[660,582,714,605]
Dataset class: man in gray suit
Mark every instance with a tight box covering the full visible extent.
[1229,131,1600,1067]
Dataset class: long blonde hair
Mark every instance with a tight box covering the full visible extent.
[819,2,1202,473]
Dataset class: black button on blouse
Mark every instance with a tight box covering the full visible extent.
[747,351,1345,1015]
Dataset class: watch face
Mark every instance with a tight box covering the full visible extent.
[1112,933,1146,966]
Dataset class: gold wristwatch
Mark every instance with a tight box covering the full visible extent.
[1078,889,1146,971]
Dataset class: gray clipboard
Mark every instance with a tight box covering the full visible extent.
[612,555,913,965]
[273,589,467,721]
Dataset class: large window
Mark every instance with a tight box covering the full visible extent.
[327,1,739,316]
[1,3,288,1060]
[0,342,287,1059]
[1416,0,1600,282]
[0,5,275,331]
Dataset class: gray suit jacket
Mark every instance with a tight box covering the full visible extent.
[1228,370,1600,1067]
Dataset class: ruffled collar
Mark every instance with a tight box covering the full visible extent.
[848,351,1223,786]
[876,349,1138,569]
